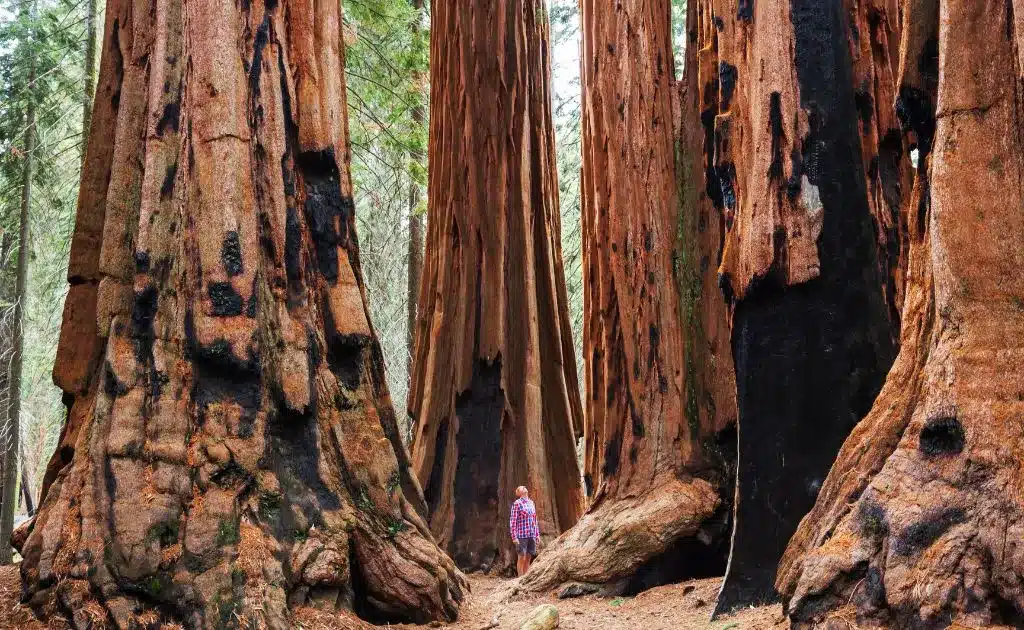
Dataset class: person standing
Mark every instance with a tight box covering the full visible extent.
[510,485,541,576]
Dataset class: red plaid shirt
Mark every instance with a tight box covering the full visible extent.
[510,497,540,540]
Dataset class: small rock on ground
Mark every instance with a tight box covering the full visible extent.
[519,604,558,630]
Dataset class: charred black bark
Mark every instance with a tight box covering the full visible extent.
[714,0,896,615]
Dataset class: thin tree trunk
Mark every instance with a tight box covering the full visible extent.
[1,44,37,566]
[405,0,424,442]
[694,0,903,614]
[19,0,466,625]
[19,443,34,517]
[408,0,585,575]
[81,0,98,160]
[780,1,1024,626]
[515,0,738,595]
[0,233,14,558]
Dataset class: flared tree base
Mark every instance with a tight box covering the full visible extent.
[506,478,722,596]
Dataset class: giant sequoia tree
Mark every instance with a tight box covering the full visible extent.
[779,0,1024,626]
[18,0,466,626]
[697,0,905,614]
[515,0,738,594]
[408,0,585,574]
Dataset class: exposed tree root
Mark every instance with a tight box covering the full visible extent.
[507,479,719,596]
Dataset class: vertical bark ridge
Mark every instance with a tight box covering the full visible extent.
[408,0,585,575]
[22,0,466,626]
[780,0,1024,626]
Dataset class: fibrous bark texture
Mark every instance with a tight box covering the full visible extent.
[22,0,466,626]
[408,1,585,575]
[514,0,738,595]
[779,0,1024,627]
[697,0,902,614]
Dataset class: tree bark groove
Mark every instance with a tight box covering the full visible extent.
[21,0,466,626]
[779,1,1024,627]
[408,0,585,576]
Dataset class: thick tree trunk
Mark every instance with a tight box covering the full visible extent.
[2,56,36,565]
[779,1,1024,627]
[513,0,738,595]
[697,0,902,615]
[21,0,466,626]
[408,0,585,576]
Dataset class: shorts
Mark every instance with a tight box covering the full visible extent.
[516,537,538,557]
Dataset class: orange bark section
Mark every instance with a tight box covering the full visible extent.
[580,0,690,502]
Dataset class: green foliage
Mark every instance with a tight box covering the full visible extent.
[0,0,98,507]
[385,516,406,539]
[549,0,585,407]
[258,490,282,521]
[142,573,169,597]
[343,0,428,421]
[217,518,241,546]
[672,0,688,78]
[355,485,373,511]
[146,519,180,547]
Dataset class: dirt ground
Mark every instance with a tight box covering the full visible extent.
[389,574,787,630]
[0,563,786,629]
[2,564,1018,629]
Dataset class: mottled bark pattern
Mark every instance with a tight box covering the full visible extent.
[408,0,585,575]
[23,0,465,626]
[514,0,737,595]
[780,1,1024,627]
[698,0,898,614]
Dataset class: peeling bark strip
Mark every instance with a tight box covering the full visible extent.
[780,0,1024,626]
[24,0,466,626]
[700,0,899,615]
[408,0,585,575]
[512,0,738,595]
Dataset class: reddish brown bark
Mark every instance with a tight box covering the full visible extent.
[696,0,905,614]
[513,0,738,595]
[779,1,1024,626]
[21,0,465,626]
[408,0,585,575]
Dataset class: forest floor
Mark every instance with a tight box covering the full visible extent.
[388,574,788,630]
[0,563,788,629]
